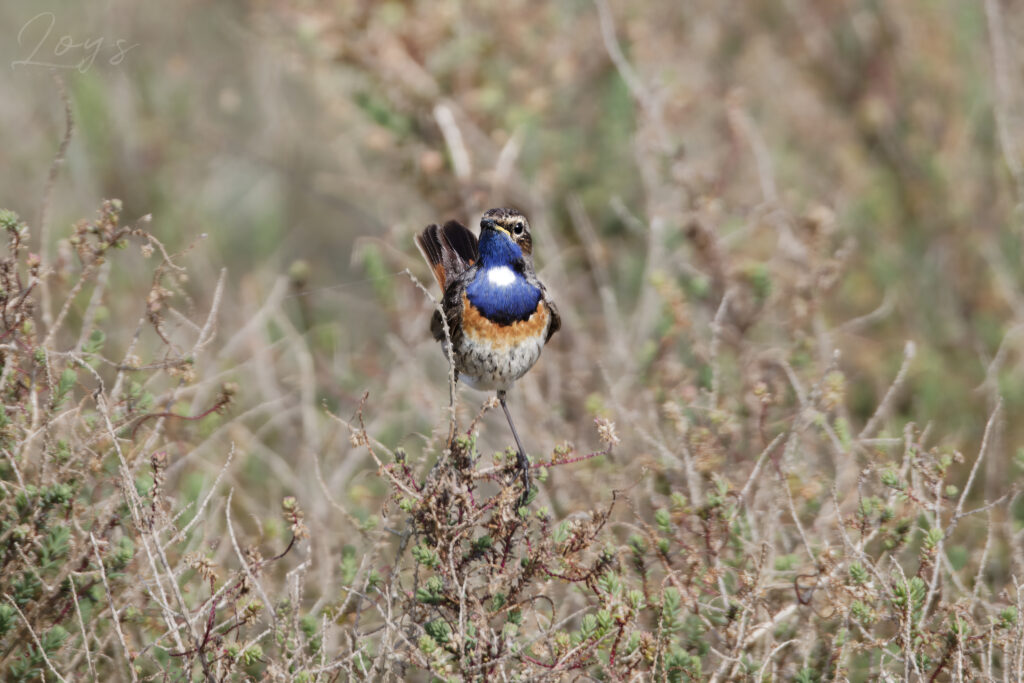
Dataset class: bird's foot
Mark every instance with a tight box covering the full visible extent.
[516,448,531,509]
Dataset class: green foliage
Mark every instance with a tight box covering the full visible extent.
[39,526,70,566]
[424,619,451,645]
[654,507,672,533]
[0,603,16,637]
[793,668,819,683]
[340,545,359,584]
[412,542,441,568]
[892,577,928,624]
[880,468,904,491]
[106,537,135,572]
[848,562,869,585]
[923,526,944,551]
[52,368,77,409]
[850,600,876,625]
[661,587,683,633]
[416,576,445,604]
[83,329,106,355]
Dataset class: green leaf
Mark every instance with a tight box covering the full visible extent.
[655,507,672,534]
[53,367,76,408]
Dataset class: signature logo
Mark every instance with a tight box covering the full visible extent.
[12,12,138,72]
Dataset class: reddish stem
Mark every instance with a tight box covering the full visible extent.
[131,395,230,439]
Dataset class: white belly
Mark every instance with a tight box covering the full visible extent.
[447,334,545,392]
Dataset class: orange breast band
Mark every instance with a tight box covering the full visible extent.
[462,293,549,350]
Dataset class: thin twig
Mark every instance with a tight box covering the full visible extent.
[708,289,732,410]
[404,268,458,443]
[166,444,235,546]
[859,341,916,440]
[593,0,670,150]
[433,102,471,181]
[90,533,139,683]
[38,74,75,332]
[5,595,69,682]
[950,400,1003,531]
[225,488,279,628]
[68,572,98,681]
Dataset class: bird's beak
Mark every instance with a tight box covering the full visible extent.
[481,217,509,237]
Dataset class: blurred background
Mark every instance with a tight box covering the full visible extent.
[1,0,1023,550]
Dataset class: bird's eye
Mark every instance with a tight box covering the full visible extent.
[513,222,525,235]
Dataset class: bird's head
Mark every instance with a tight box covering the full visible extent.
[480,207,532,258]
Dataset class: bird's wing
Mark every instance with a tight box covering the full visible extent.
[430,265,476,344]
[543,294,561,344]
[521,264,561,344]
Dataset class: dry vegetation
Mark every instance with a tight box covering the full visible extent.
[2,0,1024,680]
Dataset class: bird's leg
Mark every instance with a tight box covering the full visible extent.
[497,390,530,505]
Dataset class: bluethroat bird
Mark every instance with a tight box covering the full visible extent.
[416,208,560,502]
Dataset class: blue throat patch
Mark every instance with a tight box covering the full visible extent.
[466,230,541,324]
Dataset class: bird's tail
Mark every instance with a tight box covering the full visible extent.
[415,220,479,290]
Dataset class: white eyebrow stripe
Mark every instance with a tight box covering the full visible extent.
[486,266,516,287]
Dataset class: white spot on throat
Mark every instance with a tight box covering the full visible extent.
[486,265,517,287]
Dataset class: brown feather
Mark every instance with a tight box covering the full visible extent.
[415,221,480,291]
[440,220,479,267]
[415,224,447,289]
[544,298,561,343]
